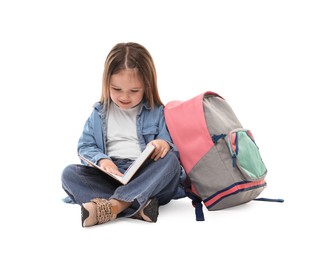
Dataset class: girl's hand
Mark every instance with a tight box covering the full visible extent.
[98,158,124,176]
[149,139,170,161]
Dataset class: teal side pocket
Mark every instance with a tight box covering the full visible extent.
[236,131,267,179]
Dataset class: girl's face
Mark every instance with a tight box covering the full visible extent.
[109,69,144,109]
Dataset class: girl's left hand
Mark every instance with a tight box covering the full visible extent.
[149,139,170,161]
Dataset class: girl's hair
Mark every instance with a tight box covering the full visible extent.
[101,42,163,109]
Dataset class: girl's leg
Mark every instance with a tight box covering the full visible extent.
[61,164,120,205]
[63,152,181,226]
[111,150,181,217]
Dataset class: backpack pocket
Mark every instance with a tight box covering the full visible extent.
[226,128,267,180]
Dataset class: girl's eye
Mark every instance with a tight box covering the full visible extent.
[131,89,140,93]
[111,87,121,91]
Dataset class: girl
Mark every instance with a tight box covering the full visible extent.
[61,42,183,227]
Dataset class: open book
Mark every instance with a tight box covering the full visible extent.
[78,143,155,185]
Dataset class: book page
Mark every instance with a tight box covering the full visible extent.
[78,143,155,185]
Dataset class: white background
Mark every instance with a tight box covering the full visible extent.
[1,0,314,259]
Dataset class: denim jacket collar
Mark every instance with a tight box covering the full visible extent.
[94,99,151,119]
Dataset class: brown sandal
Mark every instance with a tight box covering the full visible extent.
[81,198,116,227]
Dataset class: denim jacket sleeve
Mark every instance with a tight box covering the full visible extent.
[157,106,179,157]
[77,104,110,164]
[140,104,179,158]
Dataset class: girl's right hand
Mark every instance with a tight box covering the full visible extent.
[98,158,124,176]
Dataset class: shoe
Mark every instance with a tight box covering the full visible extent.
[81,198,116,227]
[133,198,159,223]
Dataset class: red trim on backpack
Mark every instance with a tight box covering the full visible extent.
[204,179,267,209]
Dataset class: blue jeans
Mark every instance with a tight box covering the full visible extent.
[61,151,182,218]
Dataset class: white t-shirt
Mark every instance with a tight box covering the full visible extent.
[106,103,142,160]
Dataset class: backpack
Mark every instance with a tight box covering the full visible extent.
[165,91,282,221]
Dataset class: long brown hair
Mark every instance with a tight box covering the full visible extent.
[100,42,163,110]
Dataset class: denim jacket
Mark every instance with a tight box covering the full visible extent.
[77,100,179,164]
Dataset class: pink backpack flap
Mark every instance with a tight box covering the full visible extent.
[165,91,281,221]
